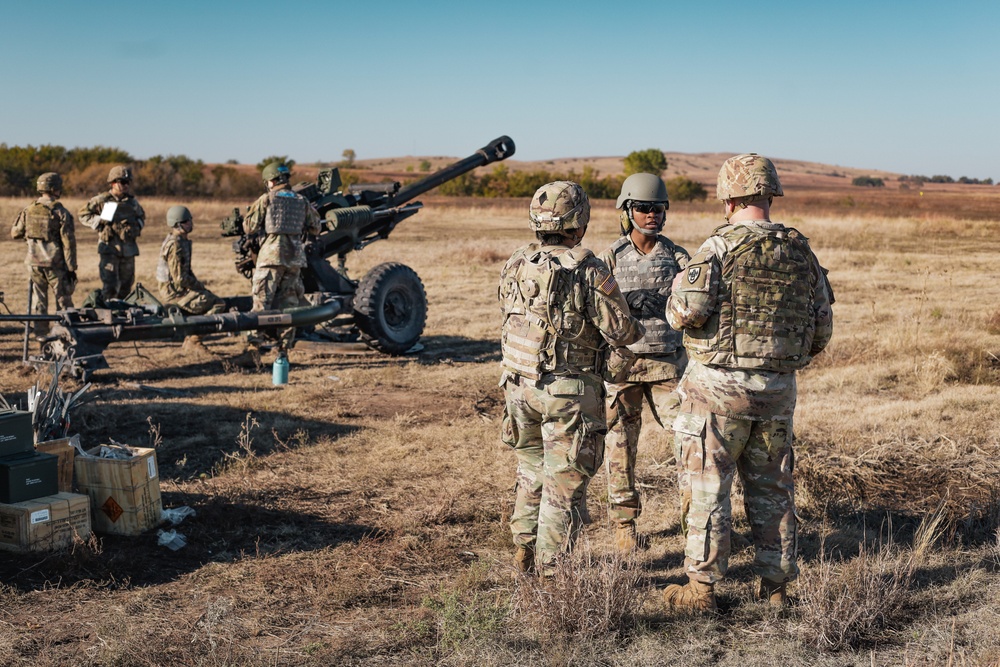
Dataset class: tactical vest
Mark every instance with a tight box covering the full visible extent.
[264,190,308,235]
[24,201,56,242]
[500,244,605,380]
[684,224,817,372]
[156,234,173,284]
[610,235,683,355]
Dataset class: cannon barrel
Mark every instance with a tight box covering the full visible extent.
[390,135,515,206]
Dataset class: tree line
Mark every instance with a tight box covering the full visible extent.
[1,144,708,201]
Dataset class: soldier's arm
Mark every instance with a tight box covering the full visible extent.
[78,196,104,231]
[305,206,322,236]
[59,207,77,272]
[809,261,834,358]
[165,241,185,288]
[133,200,146,232]
[181,244,205,290]
[11,209,26,240]
[243,196,267,235]
[584,260,644,347]
[666,239,724,331]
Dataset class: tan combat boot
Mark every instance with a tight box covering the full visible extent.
[615,522,638,553]
[182,335,208,353]
[514,546,535,574]
[663,578,717,612]
[758,578,788,607]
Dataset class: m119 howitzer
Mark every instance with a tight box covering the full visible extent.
[221,135,515,353]
[0,136,514,379]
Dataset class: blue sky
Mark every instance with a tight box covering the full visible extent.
[1,1,996,178]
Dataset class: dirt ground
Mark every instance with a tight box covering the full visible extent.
[0,180,997,665]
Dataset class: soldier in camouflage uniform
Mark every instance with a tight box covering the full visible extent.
[157,205,226,317]
[500,181,644,576]
[10,172,77,339]
[598,173,689,552]
[244,161,321,349]
[662,154,834,611]
[79,165,145,300]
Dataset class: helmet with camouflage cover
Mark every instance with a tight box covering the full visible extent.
[616,173,669,209]
[528,181,590,233]
[261,161,290,183]
[36,172,63,193]
[166,205,193,228]
[716,153,783,201]
[107,165,133,183]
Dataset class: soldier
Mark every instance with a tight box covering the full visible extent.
[156,205,226,317]
[10,172,77,339]
[598,173,690,552]
[662,154,834,611]
[243,161,321,349]
[79,165,145,300]
[499,181,644,576]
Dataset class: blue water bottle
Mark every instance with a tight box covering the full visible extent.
[272,352,289,386]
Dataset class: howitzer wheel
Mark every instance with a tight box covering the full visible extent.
[354,262,427,354]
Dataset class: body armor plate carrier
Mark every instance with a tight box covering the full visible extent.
[265,190,309,235]
[685,225,817,372]
[25,202,55,242]
[610,235,683,355]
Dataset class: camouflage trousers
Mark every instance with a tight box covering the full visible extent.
[504,373,606,574]
[28,266,75,337]
[604,379,680,524]
[99,252,136,301]
[160,287,226,316]
[672,400,797,584]
[252,266,305,348]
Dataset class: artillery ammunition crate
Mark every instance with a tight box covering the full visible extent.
[0,492,91,552]
[0,410,34,459]
[74,446,162,535]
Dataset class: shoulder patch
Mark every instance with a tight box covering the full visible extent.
[686,266,702,284]
[598,272,618,296]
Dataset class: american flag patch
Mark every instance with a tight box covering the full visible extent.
[598,273,617,295]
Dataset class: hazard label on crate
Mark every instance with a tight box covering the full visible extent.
[101,496,124,523]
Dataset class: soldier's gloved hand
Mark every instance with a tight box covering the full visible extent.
[67,271,77,285]
[644,292,668,318]
[624,290,646,314]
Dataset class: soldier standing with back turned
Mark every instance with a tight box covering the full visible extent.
[10,172,77,339]
[598,173,689,552]
[499,181,644,576]
[663,154,834,611]
[78,165,145,300]
[243,161,322,351]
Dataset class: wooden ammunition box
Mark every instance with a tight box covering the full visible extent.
[35,438,75,492]
[0,492,92,552]
[74,447,162,535]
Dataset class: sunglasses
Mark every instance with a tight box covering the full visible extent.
[631,202,667,214]
[113,179,132,185]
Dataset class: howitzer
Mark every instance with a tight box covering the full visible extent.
[0,284,345,381]
[222,135,515,353]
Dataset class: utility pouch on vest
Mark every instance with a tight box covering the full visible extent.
[265,190,308,235]
[603,346,636,383]
[25,203,54,241]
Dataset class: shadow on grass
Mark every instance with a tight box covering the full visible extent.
[72,402,360,480]
[0,488,379,592]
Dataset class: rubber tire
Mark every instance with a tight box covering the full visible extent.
[353,262,427,354]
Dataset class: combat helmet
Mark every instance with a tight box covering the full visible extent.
[36,172,63,194]
[716,153,783,201]
[529,181,590,233]
[616,173,669,235]
[166,205,193,228]
[262,161,290,183]
[107,165,133,183]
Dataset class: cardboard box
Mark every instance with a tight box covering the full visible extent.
[0,410,34,459]
[74,446,162,535]
[0,452,59,503]
[35,438,75,492]
[0,492,91,552]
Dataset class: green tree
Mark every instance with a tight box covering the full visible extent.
[851,176,884,188]
[666,176,708,202]
[623,149,667,176]
[419,159,432,172]
[341,149,356,168]
[256,155,295,171]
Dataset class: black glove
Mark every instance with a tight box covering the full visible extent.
[66,271,77,285]
[643,292,668,318]
[624,290,646,314]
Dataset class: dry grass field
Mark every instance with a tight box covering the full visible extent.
[0,182,998,666]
